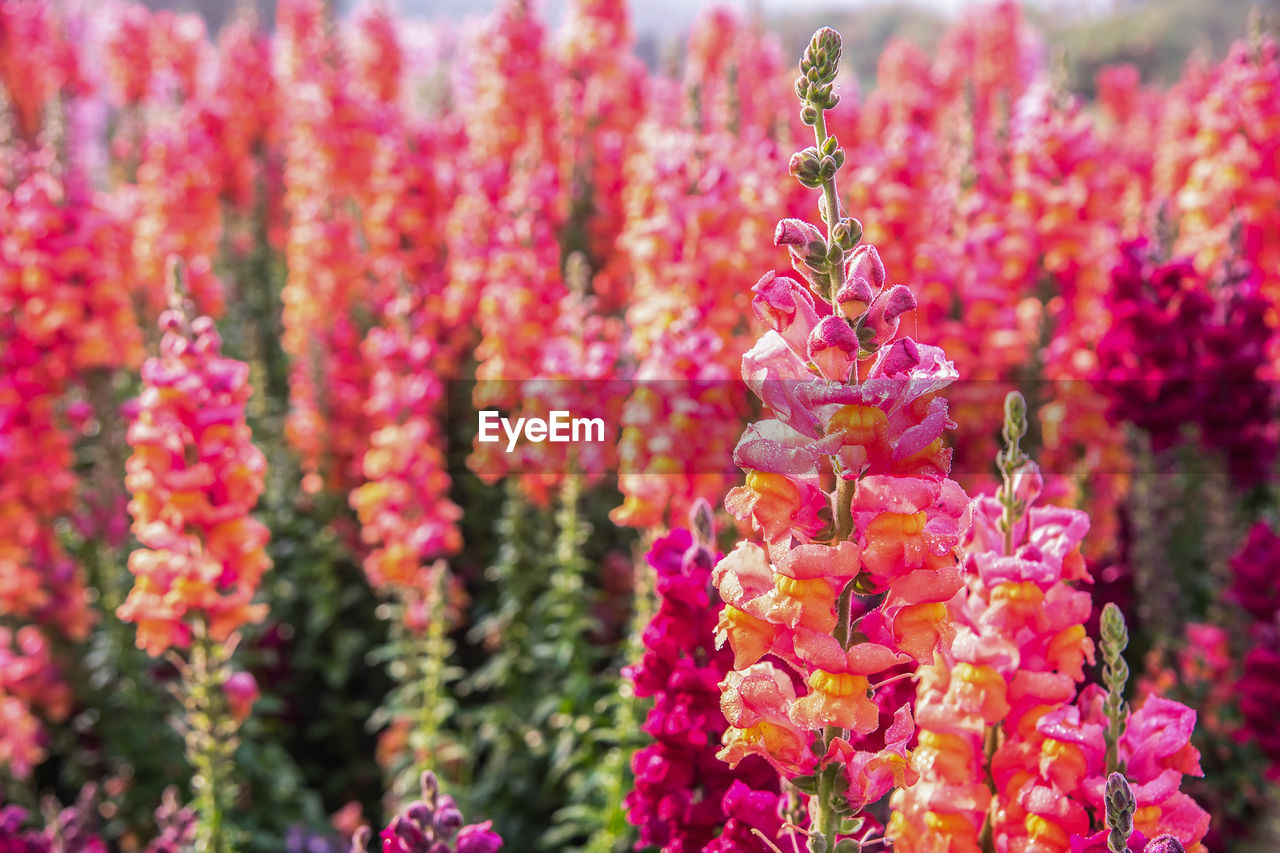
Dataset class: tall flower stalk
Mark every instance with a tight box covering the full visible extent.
[713,27,969,853]
[890,394,1208,853]
[118,263,271,851]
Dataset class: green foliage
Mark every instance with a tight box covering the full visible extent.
[252,468,391,826]
[450,477,639,850]
[369,574,467,807]
[54,600,188,846]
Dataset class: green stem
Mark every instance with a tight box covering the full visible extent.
[834,477,855,545]
[187,625,236,853]
[977,723,1000,853]
[809,763,842,853]
[810,111,846,305]
[412,570,450,783]
[833,582,854,651]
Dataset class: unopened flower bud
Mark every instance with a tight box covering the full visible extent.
[434,799,463,834]
[774,219,824,249]
[1105,772,1135,820]
[1010,462,1044,506]
[406,802,434,829]
[1100,603,1129,651]
[222,671,259,724]
[831,218,862,252]
[808,316,858,383]
[801,27,843,88]
[158,309,184,333]
[1003,391,1028,440]
[835,279,874,320]
[420,770,441,803]
[772,224,832,290]
[392,816,423,845]
[865,284,916,346]
[682,544,715,575]
[1143,836,1186,853]
[846,244,885,290]
[690,498,715,545]
[789,148,823,187]
[878,338,921,377]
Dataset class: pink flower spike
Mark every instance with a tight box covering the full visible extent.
[808,316,858,383]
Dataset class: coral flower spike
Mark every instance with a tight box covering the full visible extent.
[714,26,969,853]
[119,260,271,853]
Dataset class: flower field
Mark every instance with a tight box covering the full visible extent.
[1,0,1279,851]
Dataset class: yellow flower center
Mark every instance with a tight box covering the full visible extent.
[953,662,1003,689]
[925,812,976,836]
[991,580,1044,606]
[867,511,927,537]
[774,575,829,599]
[917,730,973,761]
[807,670,868,697]
[826,404,888,446]
[1025,815,1069,845]
[745,470,800,502]
[737,721,797,755]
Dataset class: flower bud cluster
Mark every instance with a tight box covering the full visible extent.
[351,772,501,853]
